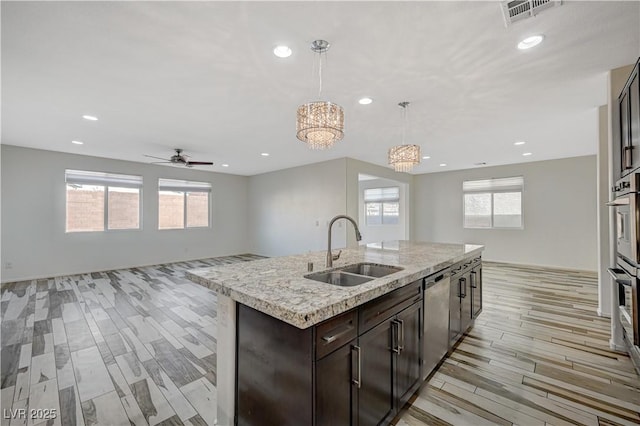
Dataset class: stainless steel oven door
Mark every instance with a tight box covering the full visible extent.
[609,262,638,345]
[609,194,636,263]
[621,283,635,345]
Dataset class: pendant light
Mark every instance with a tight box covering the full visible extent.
[388,102,420,172]
[296,40,344,150]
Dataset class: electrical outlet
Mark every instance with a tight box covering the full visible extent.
[4,262,13,270]
[315,220,319,227]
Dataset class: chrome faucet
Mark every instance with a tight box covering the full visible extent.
[327,215,362,268]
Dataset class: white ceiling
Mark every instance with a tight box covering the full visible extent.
[2,1,639,176]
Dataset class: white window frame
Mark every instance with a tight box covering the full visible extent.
[158,178,212,230]
[65,169,143,233]
[364,186,400,226]
[463,176,524,230]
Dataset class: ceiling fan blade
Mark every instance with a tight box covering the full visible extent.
[186,161,214,166]
[150,161,173,164]
[144,154,170,161]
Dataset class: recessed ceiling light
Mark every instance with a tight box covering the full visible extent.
[221,164,229,167]
[523,152,532,156]
[71,140,84,145]
[517,35,544,50]
[261,152,270,157]
[358,97,373,105]
[439,163,447,167]
[514,141,526,146]
[82,115,98,121]
[273,45,292,58]
[422,156,431,160]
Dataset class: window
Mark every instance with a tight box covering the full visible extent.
[463,176,523,229]
[158,178,211,229]
[364,187,400,225]
[65,170,142,232]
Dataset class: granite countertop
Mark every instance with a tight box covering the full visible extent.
[187,241,483,329]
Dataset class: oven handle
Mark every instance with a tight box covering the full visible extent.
[608,267,633,286]
[606,201,627,206]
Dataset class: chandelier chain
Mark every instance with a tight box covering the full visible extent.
[318,51,323,98]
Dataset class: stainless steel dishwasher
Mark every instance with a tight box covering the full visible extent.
[422,269,450,380]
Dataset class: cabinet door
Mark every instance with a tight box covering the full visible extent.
[394,301,422,409]
[621,91,632,173]
[316,341,356,426]
[358,320,394,426]
[449,275,462,346]
[460,273,473,333]
[471,266,482,319]
[630,71,640,170]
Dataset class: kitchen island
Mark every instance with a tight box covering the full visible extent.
[187,241,484,426]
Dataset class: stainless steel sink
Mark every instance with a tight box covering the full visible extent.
[338,263,403,278]
[304,263,403,287]
[305,271,373,287]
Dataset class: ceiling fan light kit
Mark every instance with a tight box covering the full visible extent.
[145,148,214,168]
[296,40,345,150]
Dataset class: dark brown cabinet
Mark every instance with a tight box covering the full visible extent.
[357,281,422,425]
[236,261,482,426]
[619,58,640,177]
[630,70,639,170]
[394,301,422,408]
[471,263,483,318]
[460,273,473,333]
[449,257,482,348]
[316,341,357,426]
[358,319,394,426]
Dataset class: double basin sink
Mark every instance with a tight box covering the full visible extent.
[305,263,403,287]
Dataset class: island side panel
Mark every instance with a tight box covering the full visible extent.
[236,304,314,426]
[217,294,236,426]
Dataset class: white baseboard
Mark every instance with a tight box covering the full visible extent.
[610,339,626,351]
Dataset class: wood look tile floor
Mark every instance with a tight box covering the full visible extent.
[2,258,639,425]
[396,262,640,426]
[1,255,262,426]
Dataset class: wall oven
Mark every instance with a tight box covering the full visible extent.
[608,257,639,346]
[609,172,640,351]
[609,173,640,264]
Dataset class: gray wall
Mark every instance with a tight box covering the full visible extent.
[248,158,349,257]
[412,155,598,271]
[1,145,250,281]
[1,144,599,281]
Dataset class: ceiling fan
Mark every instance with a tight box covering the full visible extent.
[144,149,213,168]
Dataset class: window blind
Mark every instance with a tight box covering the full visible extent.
[65,170,143,188]
[463,176,523,192]
[158,178,211,193]
[364,187,400,202]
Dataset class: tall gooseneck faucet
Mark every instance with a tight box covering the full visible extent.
[327,215,362,268]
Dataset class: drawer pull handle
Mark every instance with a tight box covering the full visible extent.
[321,324,354,343]
[391,320,400,353]
[397,319,404,353]
[352,345,362,388]
[608,267,633,286]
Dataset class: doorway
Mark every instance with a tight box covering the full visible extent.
[358,174,409,244]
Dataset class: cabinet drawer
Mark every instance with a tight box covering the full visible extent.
[315,309,358,360]
[359,281,421,334]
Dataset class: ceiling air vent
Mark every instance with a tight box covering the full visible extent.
[501,0,562,26]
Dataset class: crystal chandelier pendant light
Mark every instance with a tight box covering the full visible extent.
[296,40,345,150]
[388,102,420,172]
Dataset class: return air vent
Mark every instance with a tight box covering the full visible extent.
[501,0,562,26]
